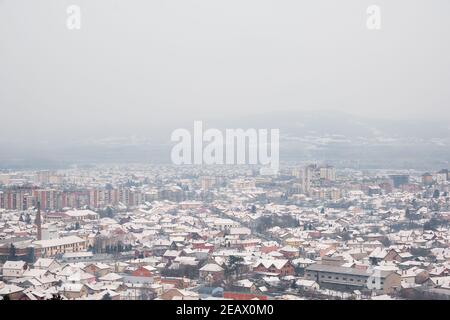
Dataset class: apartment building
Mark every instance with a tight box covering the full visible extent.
[305,264,401,294]
[33,236,87,257]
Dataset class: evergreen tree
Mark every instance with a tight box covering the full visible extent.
[101,292,112,300]
[433,190,440,198]
[224,255,244,280]
[26,247,35,263]
[8,244,16,260]
[105,207,113,218]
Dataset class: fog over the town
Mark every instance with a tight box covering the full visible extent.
[1,0,450,168]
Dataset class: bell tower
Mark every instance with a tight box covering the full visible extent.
[35,201,42,240]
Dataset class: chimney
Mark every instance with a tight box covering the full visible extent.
[35,201,42,241]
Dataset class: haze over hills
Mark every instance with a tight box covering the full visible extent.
[1,110,448,170]
[1,1,450,170]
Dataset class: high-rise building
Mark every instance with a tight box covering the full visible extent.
[436,169,448,184]
[320,166,336,181]
[390,175,409,188]
[200,176,216,190]
[302,166,314,193]
[422,173,433,186]
[32,189,57,210]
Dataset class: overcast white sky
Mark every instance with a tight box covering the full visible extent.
[1,0,450,143]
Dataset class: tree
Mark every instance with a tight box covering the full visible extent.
[74,221,81,230]
[139,290,150,300]
[433,190,440,199]
[290,280,298,290]
[224,255,244,282]
[26,247,35,263]
[101,292,112,300]
[380,237,391,247]
[8,244,16,260]
[410,247,430,257]
[294,264,304,277]
[405,207,411,216]
[256,216,273,233]
[105,207,113,218]
[100,207,114,219]
[406,208,420,222]
[424,218,448,231]
[48,294,64,300]
[255,215,299,233]
[341,231,352,241]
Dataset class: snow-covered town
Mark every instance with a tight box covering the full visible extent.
[0,165,449,300]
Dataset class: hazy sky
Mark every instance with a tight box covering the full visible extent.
[1,0,450,143]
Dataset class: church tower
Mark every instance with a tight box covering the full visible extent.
[35,201,42,241]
